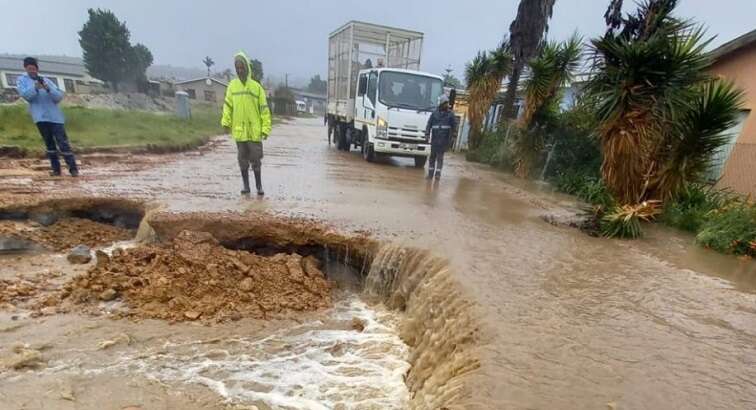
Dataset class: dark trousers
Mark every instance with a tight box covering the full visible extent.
[428,145,445,175]
[36,122,77,174]
[237,141,263,172]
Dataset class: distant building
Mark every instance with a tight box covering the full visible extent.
[174,77,227,104]
[708,29,756,196]
[0,54,104,94]
[291,89,327,114]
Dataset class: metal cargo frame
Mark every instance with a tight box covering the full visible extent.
[328,21,424,120]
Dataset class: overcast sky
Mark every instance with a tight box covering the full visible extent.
[1,0,754,86]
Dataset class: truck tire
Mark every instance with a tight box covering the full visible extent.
[362,141,375,162]
[414,156,427,168]
[336,124,346,151]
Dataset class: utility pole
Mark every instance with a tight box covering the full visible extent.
[285,73,289,89]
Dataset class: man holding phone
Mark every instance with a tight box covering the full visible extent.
[16,57,79,177]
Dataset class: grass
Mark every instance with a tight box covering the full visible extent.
[0,104,224,154]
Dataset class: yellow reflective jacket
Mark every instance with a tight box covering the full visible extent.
[221,51,272,142]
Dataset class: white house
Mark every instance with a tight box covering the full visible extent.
[0,54,103,93]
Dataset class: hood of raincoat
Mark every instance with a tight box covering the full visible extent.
[234,51,254,82]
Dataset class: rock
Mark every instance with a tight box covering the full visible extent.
[0,235,41,253]
[3,347,44,370]
[95,250,110,268]
[302,255,324,278]
[184,311,201,320]
[239,277,254,292]
[99,289,118,301]
[351,317,366,332]
[30,212,58,226]
[67,245,92,264]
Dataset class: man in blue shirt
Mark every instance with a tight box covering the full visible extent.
[16,57,79,177]
[424,95,458,180]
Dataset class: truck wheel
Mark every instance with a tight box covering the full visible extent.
[344,128,352,152]
[362,142,375,162]
[336,125,345,151]
[414,156,427,168]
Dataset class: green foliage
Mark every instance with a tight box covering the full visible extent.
[661,184,734,232]
[465,129,512,168]
[544,102,602,179]
[306,75,327,94]
[250,59,264,82]
[587,0,743,203]
[553,172,615,209]
[78,8,153,91]
[696,202,756,257]
[442,71,462,89]
[0,105,222,153]
[601,201,661,239]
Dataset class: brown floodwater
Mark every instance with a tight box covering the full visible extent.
[3,117,756,409]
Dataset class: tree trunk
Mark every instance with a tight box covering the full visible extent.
[501,61,523,123]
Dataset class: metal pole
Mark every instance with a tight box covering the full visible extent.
[385,32,391,67]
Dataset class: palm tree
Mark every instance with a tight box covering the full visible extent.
[512,35,582,177]
[465,52,492,150]
[501,0,557,122]
[203,56,215,77]
[587,0,743,203]
[465,41,513,150]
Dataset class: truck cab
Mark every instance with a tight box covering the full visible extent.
[353,68,444,166]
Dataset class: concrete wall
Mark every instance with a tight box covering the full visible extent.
[709,44,756,196]
[176,80,226,105]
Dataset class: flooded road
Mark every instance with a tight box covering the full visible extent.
[4,117,756,409]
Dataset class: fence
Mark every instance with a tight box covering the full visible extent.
[716,142,756,197]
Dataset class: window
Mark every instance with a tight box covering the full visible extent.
[204,90,216,102]
[64,79,75,93]
[357,74,367,96]
[708,109,750,181]
[186,89,196,99]
[367,71,378,106]
[378,71,442,111]
[5,73,21,87]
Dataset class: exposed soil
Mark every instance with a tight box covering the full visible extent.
[62,230,332,323]
[0,217,133,252]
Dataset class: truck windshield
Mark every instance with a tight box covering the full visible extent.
[378,72,443,111]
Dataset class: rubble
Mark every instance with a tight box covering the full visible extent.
[63,230,333,322]
[67,245,93,264]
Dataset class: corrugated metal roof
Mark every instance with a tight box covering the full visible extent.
[0,54,87,77]
[174,77,228,86]
[710,29,756,62]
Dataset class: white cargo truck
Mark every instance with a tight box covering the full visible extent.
[327,21,444,167]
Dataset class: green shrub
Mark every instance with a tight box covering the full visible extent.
[600,201,662,239]
[466,128,513,169]
[553,171,615,209]
[696,202,756,256]
[661,184,736,232]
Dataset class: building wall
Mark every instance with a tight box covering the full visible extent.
[177,81,226,105]
[1,69,90,93]
[709,44,756,196]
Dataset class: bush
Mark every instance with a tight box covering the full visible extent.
[696,202,756,256]
[661,184,736,232]
[600,201,662,239]
[553,171,615,209]
[465,128,513,168]
[543,102,602,179]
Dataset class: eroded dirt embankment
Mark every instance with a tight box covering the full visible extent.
[147,212,483,409]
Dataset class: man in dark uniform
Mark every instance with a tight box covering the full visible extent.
[424,95,457,179]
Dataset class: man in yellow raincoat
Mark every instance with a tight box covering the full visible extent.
[221,51,272,195]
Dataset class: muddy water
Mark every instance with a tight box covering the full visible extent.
[6,117,756,409]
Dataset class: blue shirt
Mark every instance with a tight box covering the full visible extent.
[16,74,65,124]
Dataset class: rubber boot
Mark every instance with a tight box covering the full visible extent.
[434,170,442,180]
[240,169,251,195]
[254,170,264,196]
[426,168,435,180]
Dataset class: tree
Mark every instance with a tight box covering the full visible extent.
[587,0,744,203]
[465,40,512,149]
[79,8,153,91]
[250,59,263,81]
[501,0,557,122]
[442,67,462,89]
[512,34,582,177]
[129,43,153,83]
[203,56,215,77]
[306,74,327,94]
[78,9,133,91]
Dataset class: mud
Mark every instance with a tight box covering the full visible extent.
[62,230,332,322]
[0,218,133,252]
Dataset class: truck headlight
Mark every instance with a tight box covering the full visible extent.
[376,116,388,139]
